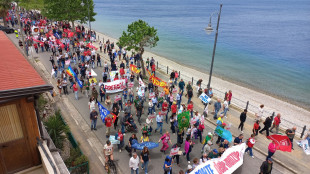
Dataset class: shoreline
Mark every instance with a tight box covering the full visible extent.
[90,26,309,111]
[78,23,310,130]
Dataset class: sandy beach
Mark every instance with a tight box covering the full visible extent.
[79,24,310,134]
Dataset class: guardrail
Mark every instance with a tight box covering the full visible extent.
[154,60,306,136]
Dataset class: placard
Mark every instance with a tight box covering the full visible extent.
[114,95,121,102]
[149,92,155,99]
[172,88,178,93]
[170,147,180,156]
[128,82,134,88]
[160,92,165,97]
[199,93,211,104]
[148,114,156,119]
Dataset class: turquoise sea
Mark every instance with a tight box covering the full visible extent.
[91,0,310,108]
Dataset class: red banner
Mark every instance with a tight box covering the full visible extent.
[146,69,167,88]
[267,135,292,152]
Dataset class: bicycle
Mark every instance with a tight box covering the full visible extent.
[105,155,117,174]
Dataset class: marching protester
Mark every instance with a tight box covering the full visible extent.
[245,134,256,158]
[9,7,299,173]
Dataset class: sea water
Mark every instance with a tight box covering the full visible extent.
[91,0,310,108]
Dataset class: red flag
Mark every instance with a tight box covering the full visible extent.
[267,135,292,152]
[68,32,74,38]
[111,113,117,123]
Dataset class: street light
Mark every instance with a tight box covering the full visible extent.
[205,4,222,89]
[81,0,91,31]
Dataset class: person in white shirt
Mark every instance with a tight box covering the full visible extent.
[148,99,153,115]
[103,140,113,162]
[129,152,139,174]
[199,153,208,164]
[255,104,264,121]
[221,99,229,117]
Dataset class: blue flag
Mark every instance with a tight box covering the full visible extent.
[215,126,233,142]
[131,141,159,150]
[97,102,110,123]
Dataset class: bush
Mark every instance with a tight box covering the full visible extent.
[66,148,89,174]
[44,112,69,149]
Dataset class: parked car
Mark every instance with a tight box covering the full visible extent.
[0,25,15,34]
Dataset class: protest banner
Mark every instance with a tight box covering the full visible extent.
[109,135,120,145]
[114,95,122,102]
[172,88,178,93]
[148,114,156,119]
[149,92,155,99]
[147,69,167,88]
[128,82,134,88]
[215,126,233,142]
[296,139,310,155]
[267,135,292,152]
[199,93,211,104]
[130,64,141,74]
[170,147,180,156]
[103,79,126,93]
[190,143,246,174]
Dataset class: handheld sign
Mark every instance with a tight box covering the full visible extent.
[170,147,180,156]
[149,92,155,99]
[172,88,178,93]
[114,95,121,102]
[128,82,134,88]
[160,92,165,97]
[199,93,211,104]
[148,114,156,119]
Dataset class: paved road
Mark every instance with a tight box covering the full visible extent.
[7,33,287,174]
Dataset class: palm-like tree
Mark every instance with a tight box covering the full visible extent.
[0,0,12,26]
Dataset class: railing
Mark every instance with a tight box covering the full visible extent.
[68,162,89,174]
[154,60,306,136]
[37,137,58,174]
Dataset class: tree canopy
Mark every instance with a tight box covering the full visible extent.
[0,0,12,26]
[42,0,96,29]
[18,0,44,11]
[118,19,159,76]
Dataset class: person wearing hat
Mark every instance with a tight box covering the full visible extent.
[207,149,219,160]
[202,140,212,154]
[202,132,213,151]
[260,158,273,174]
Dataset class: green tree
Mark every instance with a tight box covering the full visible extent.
[0,0,12,26]
[118,19,159,76]
[43,0,96,31]
[18,0,44,11]
[44,111,69,149]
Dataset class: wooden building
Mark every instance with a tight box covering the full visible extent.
[0,31,53,174]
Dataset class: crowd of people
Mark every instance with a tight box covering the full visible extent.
[5,5,310,174]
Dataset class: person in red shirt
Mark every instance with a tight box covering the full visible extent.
[162,100,168,124]
[253,120,260,136]
[120,67,125,76]
[245,134,256,158]
[105,115,113,138]
[117,129,124,152]
[151,64,156,76]
[270,114,281,134]
[171,101,177,114]
[73,82,79,100]
[226,90,232,105]
[187,101,194,118]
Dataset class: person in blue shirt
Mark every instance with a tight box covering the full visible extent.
[178,79,185,95]
[213,99,222,120]
[234,134,244,145]
[163,155,173,174]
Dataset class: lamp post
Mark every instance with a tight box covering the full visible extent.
[81,0,91,31]
[205,4,222,89]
